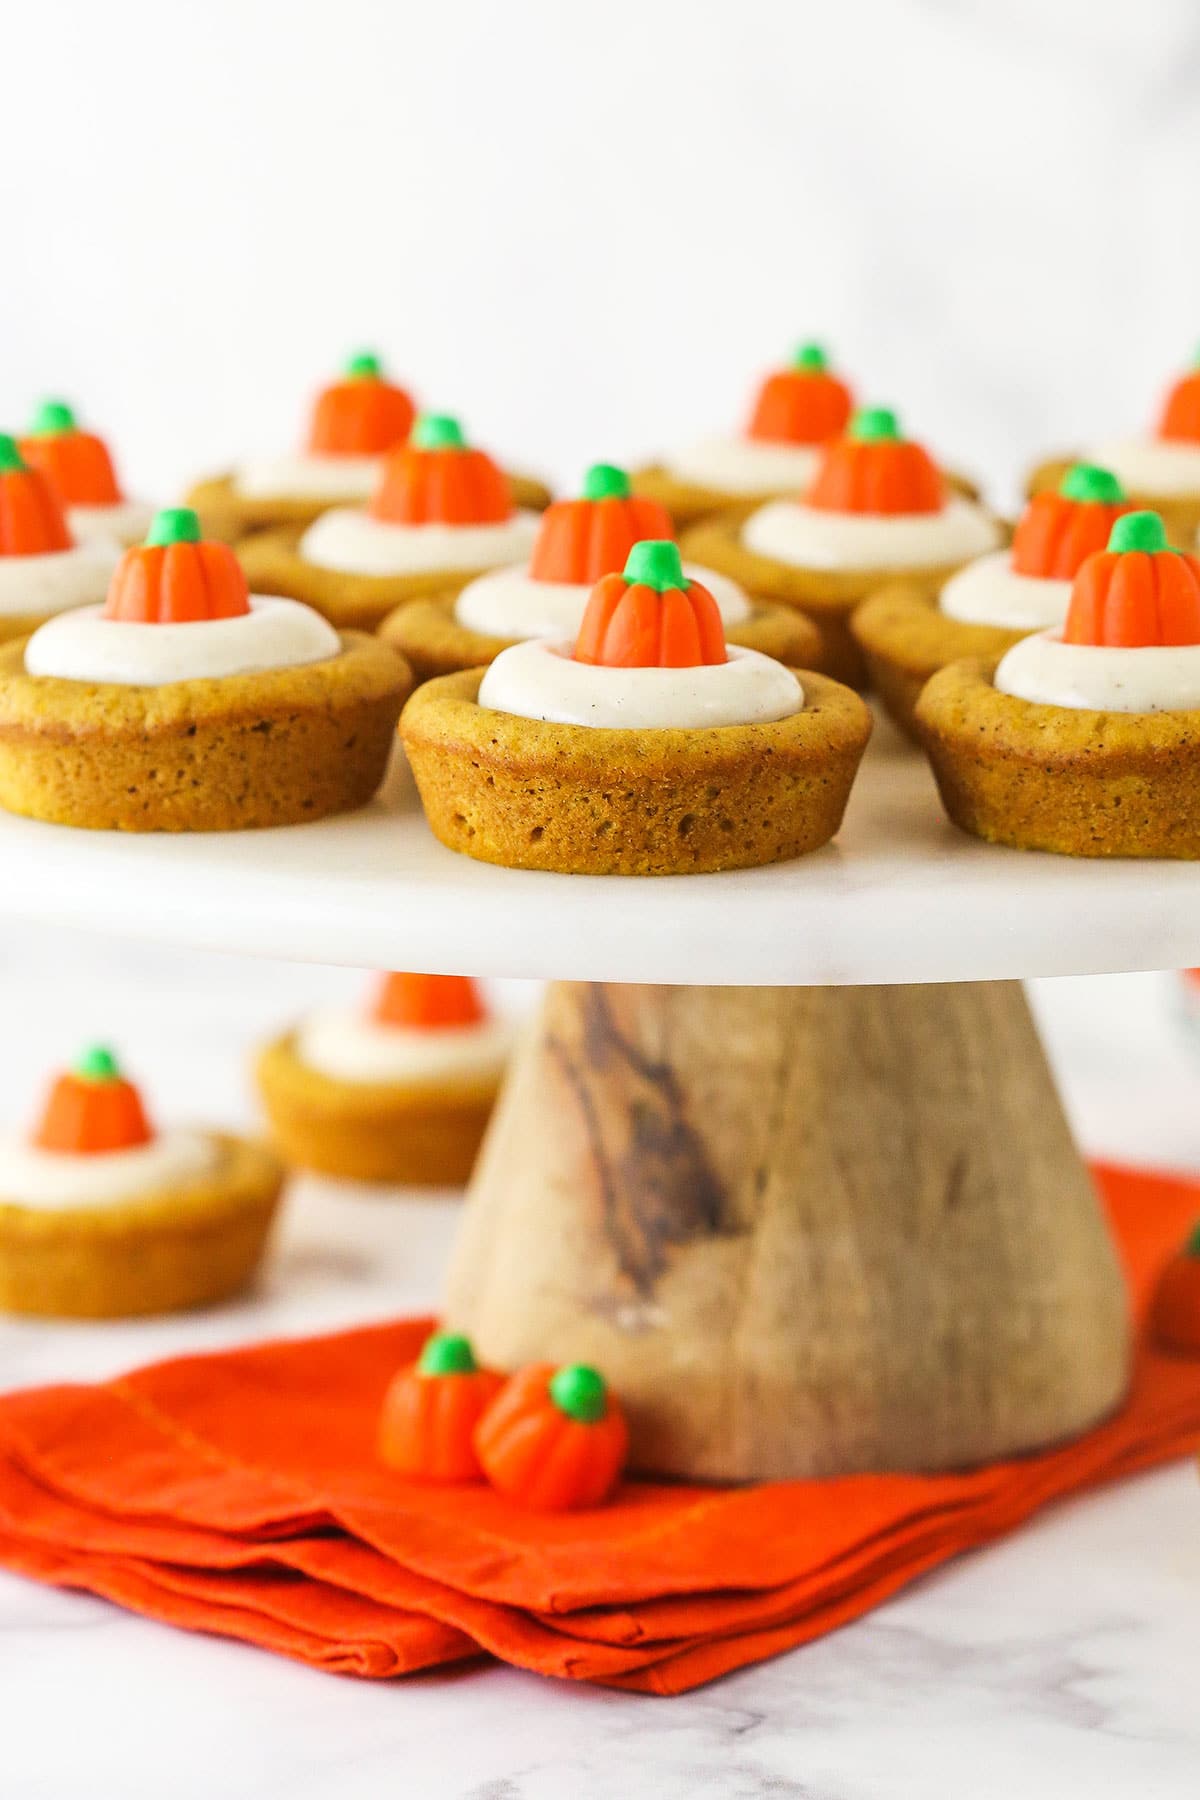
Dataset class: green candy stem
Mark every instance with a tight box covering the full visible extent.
[344,351,382,381]
[29,399,77,437]
[549,1364,608,1424]
[582,462,632,501]
[0,434,27,473]
[849,407,900,443]
[1184,1221,1200,1259]
[623,539,686,591]
[1060,463,1125,506]
[412,414,466,451]
[418,1331,478,1377]
[145,507,202,547]
[791,341,828,373]
[1107,511,1170,555]
[74,1045,120,1084]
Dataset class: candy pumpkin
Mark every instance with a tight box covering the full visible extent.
[0,434,73,556]
[1151,1223,1200,1354]
[19,400,123,506]
[103,508,250,623]
[1063,511,1200,647]
[370,415,511,526]
[33,1045,153,1154]
[474,1363,629,1511]
[806,408,945,516]
[747,342,854,445]
[529,464,674,584]
[1156,352,1200,443]
[373,972,487,1030]
[574,540,726,668]
[307,351,416,457]
[378,1332,504,1482]
[1011,464,1133,580]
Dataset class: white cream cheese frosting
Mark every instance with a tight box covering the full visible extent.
[0,1128,219,1211]
[454,560,751,640]
[994,631,1200,713]
[1086,437,1200,499]
[24,595,341,686]
[938,550,1072,631]
[68,499,158,549]
[0,539,122,618]
[296,1008,513,1086]
[742,496,1000,572]
[477,639,803,730]
[299,507,541,577]
[663,435,823,495]
[232,453,384,502]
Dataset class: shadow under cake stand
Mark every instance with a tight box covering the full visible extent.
[3,721,1194,1481]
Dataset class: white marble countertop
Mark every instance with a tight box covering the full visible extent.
[0,931,1197,1798]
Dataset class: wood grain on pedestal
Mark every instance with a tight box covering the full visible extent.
[446,981,1132,1480]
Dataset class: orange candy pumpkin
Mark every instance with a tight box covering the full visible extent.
[806,408,944,516]
[33,1046,153,1155]
[529,464,673,585]
[1011,464,1133,580]
[574,540,726,669]
[0,434,73,556]
[378,1332,505,1483]
[474,1362,629,1512]
[370,415,511,526]
[307,352,416,457]
[1156,353,1200,443]
[373,972,487,1031]
[1150,1223,1200,1355]
[20,400,123,506]
[747,342,854,445]
[1063,512,1200,647]
[104,508,250,623]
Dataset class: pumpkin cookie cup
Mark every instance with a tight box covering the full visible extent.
[378,461,825,681]
[0,435,121,646]
[0,1047,284,1319]
[853,464,1133,738]
[682,409,1003,688]
[1026,353,1200,545]
[402,542,871,876]
[0,509,411,832]
[918,513,1200,858]
[236,415,546,632]
[257,974,509,1186]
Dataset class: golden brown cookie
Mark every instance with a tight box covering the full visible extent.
[186,470,552,547]
[916,657,1200,858]
[401,666,872,876]
[851,583,1027,740]
[378,581,828,685]
[256,1031,500,1187]
[0,1132,285,1318]
[0,631,412,831]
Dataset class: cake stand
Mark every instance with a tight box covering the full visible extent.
[3,718,1194,1482]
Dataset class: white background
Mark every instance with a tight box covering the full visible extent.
[3,0,1200,506]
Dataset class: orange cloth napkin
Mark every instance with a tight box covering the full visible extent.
[1,1160,1198,1695]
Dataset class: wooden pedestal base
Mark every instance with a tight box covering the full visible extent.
[445,981,1131,1481]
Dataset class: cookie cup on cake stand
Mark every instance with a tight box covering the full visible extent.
[380,461,824,683]
[1026,351,1200,546]
[0,435,121,646]
[401,541,871,876]
[257,973,512,1186]
[188,353,549,544]
[0,508,411,832]
[0,1045,284,1319]
[20,399,157,547]
[682,408,1003,688]
[853,463,1132,738]
[238,415,545,634]
[918,512,1200,857]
